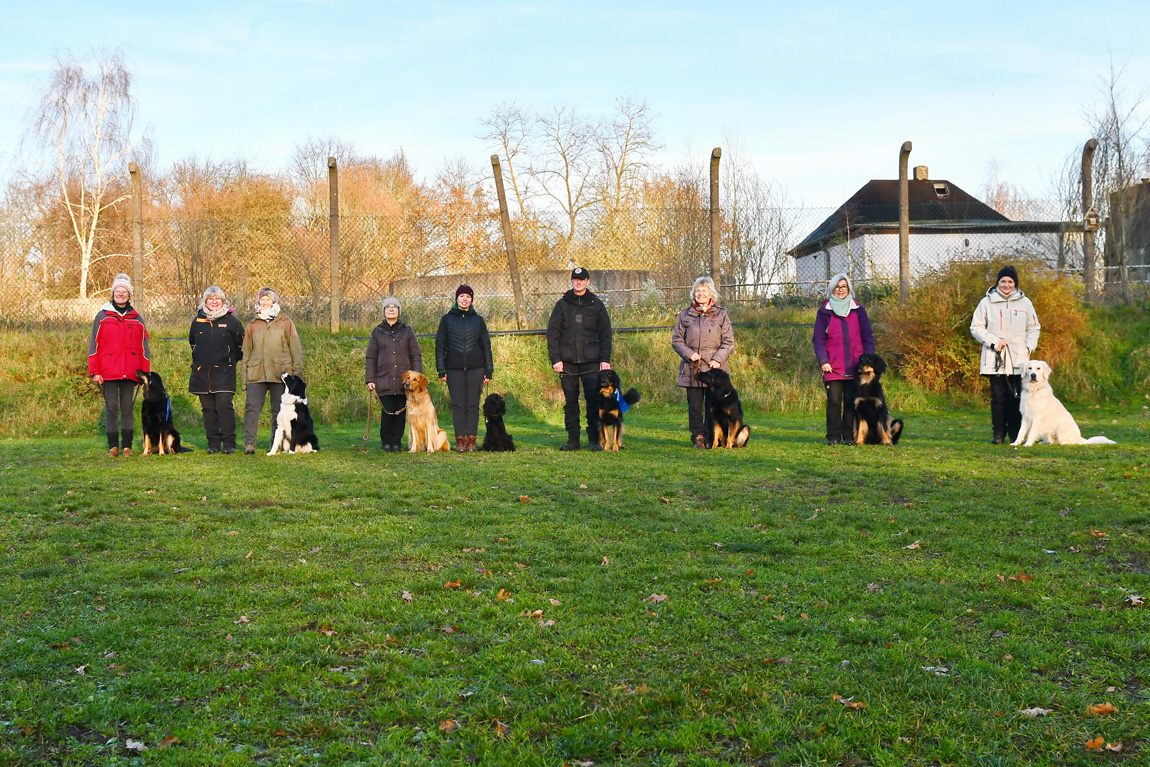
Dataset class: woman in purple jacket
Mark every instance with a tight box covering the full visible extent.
[812,273,875,445]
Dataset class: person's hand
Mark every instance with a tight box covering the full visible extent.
[92,374,104,385]
[600,362,611,371]
[820,363,832,373]
[439,375,447,383]
[367,382,376,391]
[708,359,721,369]
[553,361,564,373]
[996,342,1007,352]
[483,376,491,385]
[689,352,701,362]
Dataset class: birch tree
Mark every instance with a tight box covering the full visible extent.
[25,49,144,299]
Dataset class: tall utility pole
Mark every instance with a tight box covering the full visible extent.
[1081,138,1099,304]
[898,141,912,304]
[328,157,340,333]
[491,154,528,330]
[709,148,722,284]
[129,162,144,300]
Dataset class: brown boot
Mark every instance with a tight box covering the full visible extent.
[121,448,132,458]
[467,435,478,452]
[693,434,706,450]
[108,447,119,457]
[455,435,466,453]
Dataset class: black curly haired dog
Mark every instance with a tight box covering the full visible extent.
[136,369,192,454]
[480,393,515,452]
[846,353,903,445]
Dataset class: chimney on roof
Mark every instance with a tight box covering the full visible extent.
[913,165,929,181]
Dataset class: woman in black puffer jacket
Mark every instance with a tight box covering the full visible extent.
[189,286,245,454]
[435,285,493,452]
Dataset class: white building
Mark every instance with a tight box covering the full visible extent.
[789,172,1066,289]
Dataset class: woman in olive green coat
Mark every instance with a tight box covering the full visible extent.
[241,287,304,454]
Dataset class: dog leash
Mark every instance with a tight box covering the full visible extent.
[359,394,373,452]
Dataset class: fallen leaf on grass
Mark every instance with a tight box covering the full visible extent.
[529,609,543,618]
[865,583,883,593]
[317,624,336,637]
[1021,707,1052,717]
[125,738,147,752]
[601,556,609,566]
[1088,702,1118,716]
[549,598,563,606]
[833,694,866,710]
[660,497,670,503]
[645,594,668,604]
[439,719,458,734]
[1106,742,1123,752]
[437,625,457,634]
[234,615,250,625]
[773,614,786,621]
[579,484,587,489]
[518,495,531,502]
[569,761,595,767]
[401,591,413,602]
[156,735,179,750]
[327,666,349,672]
[493,719,510,735]
[75,664,88,675]
[1125,594,1145,607]
[497,589,512,601]
[541,619,555,627]
[1086,736,1104,751]
[443,580,462,588]
[226,531,238,536]
[902,541,921,550]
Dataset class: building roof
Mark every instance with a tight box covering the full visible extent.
[789,179,1061,258]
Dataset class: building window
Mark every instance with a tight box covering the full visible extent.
[933,183,951,198]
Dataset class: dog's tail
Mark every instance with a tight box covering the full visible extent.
[734,424,750,448]
[176,445,194,453]
[890,419,904,445]
[622,387,641,406]
[1085,435,1117,445]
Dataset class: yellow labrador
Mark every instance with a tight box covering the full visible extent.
[1012,361,1116,446]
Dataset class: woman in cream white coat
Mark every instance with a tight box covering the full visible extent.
[970,265,1040,444]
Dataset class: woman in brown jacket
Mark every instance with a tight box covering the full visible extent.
[671,276,735,448]
[241,287,304,454]
[365,296,422,452]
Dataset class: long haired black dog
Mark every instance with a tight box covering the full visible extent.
[695,367,750,448]
[846,353,903,445]
[267,373,319,455]
[597,369,641,452]
[136,369,192,454]
[481,393,516,452]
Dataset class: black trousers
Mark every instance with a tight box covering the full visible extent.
[685,386,713,442]
[198,392,236,450]
[824,379,855,442]
[102,380,135,448]
[988,374,1022,440]
[378,393,407,449]
[560,366,601,436]
[446,368,485,437]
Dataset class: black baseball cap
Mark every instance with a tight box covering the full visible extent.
[571,267,590,280]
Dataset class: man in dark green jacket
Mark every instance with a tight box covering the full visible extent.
[546,267,612,451]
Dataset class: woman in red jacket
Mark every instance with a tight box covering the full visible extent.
[87,273,151,457]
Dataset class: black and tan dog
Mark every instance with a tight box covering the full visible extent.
[267,373,320,455]
[695,367,750,449]
[597,369,641,452]
[480,393,516,452]
[135,369,192,454]
[846,353,903,445]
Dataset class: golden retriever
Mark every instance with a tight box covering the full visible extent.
[402,371,449,452]
[1012,361,1117,446]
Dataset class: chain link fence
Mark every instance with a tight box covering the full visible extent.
[4,199,1147,331]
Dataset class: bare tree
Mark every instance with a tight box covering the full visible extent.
[529,105,600,246]
[596,97,659,213]
[290,135,359,219]
[478,104,534,217]
[23,48,144,298]
[979,159,1032,220]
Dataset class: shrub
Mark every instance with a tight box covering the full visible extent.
[878,256,1088,394]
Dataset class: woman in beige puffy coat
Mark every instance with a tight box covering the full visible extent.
[241,287,304,454]
[970,265,1040,444]
[671,276,735,449]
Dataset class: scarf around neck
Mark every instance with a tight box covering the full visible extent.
[828,295,853,318]
[203,305,228,321]
[256,303,281,322]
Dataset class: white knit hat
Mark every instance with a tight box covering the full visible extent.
[110,273,133,297]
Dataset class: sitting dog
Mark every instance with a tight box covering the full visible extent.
[135,369,192,454]
[481,393,516,452]
[695,367,750,449]
[403,371,449,452]
[597,369,641,452]
[846,353,903,446]
[267,373,320,455]
[1012,361,1117,446]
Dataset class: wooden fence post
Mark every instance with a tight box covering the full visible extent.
[328,157,341,333]
[129,162,144,300]
[898,141,912,304]
[491,154,528,330]
[1081,138,1099,304]
[710,147,721,284]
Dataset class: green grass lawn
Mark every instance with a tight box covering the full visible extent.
[2,404,1148,766]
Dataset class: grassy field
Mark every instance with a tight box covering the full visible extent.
[2,402,1148,766]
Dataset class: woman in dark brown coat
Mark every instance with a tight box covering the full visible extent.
[365,296,422,452]
[671,276,735,449]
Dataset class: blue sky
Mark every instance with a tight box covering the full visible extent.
[3,0,1149,206]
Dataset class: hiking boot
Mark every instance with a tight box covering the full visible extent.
[108,447,120,457]
[559,435,580,451]
[245,445,256,455]
[456,436,466,453]
[121,448,132,458]
[587,427,604,452]
[466,435,478,452]
[693,434,706,449]
[222,447,235,455]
